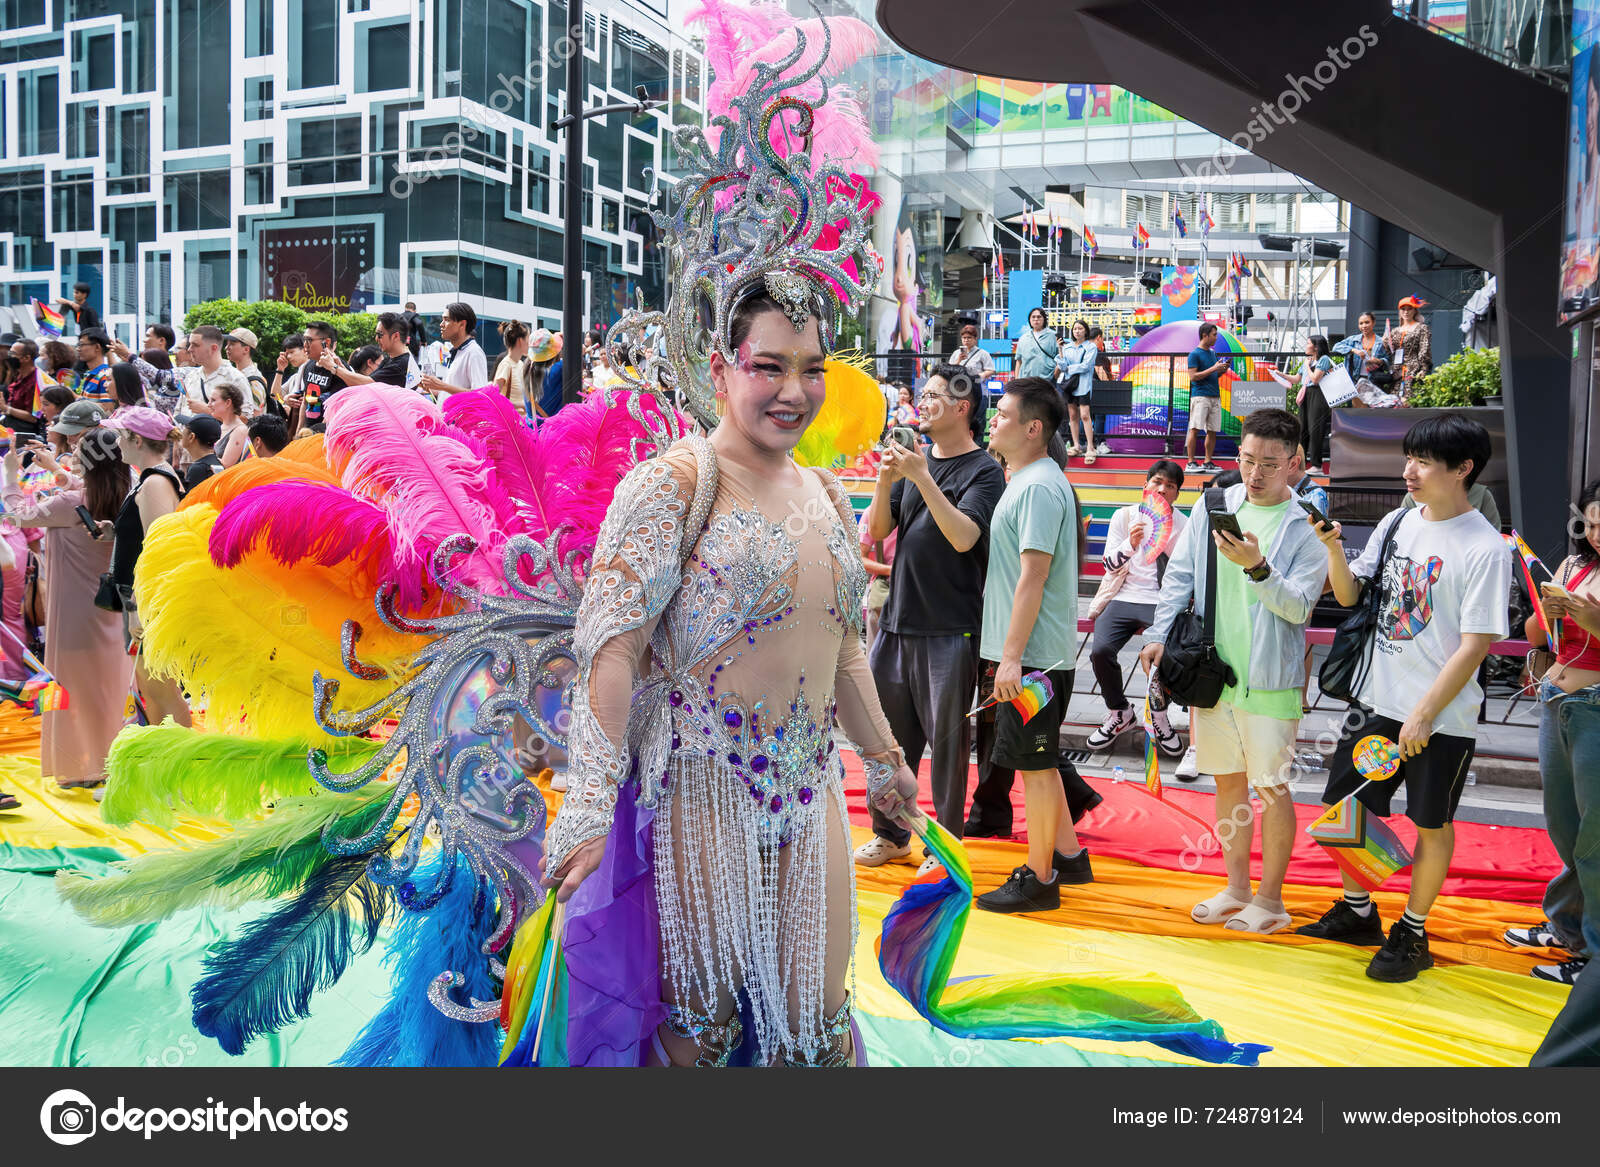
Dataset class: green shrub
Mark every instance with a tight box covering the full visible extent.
[306,310,376,357]
[1408,346,1501,408]
[182,299,309,368]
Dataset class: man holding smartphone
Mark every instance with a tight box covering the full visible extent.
[855,364,1005,872]
[1141,408,1326,934]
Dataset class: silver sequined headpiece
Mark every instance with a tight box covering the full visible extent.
[606,15,883,428]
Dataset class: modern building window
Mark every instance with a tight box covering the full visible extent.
[51,171,95,235]
[290,117,362,186]
[107,104,152,196]
[245,140,274,205]
[360,20,411,93]
[66,101,100,159]
[71,28,115,93]
[245,0,273,57]
[289,0,340,90]
[165,0,229,148]
[18,69,59,156]
[246,77,274,121]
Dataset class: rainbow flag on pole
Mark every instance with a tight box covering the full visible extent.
[1007,671,1054,724]
[33,299,63,338]
[1082,224,1098,256]
[1133,222,1150,249]
[1307,798,1413,891]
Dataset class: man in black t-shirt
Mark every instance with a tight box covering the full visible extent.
[54,282,99,334]
[288,320,348,432]
[854,363,1007,872]
[340,312,419,389]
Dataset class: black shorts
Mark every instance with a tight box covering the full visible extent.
[1320,708,1476,830]
[980,659,1072,772]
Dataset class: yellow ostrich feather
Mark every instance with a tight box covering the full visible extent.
[794,350,888,470]
[134,504,424,740]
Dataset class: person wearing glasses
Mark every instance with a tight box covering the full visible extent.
[855,363,1006,873]
[418,302,488,399]
[1141,408,1326,936]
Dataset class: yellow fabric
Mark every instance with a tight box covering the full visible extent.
[0,755,232,856]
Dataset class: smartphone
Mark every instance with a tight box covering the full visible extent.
[1208,507,1244,540]
[1540,582,1575,601]
[1297,497,1340,536]
[889,425,917,449]
[74,505,101,539]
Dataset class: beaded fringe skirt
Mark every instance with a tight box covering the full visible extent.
[652,752,856,1063]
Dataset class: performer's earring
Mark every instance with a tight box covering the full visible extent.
[715,391,726,418]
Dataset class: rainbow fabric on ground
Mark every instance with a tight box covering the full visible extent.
[877,818,1269,1065]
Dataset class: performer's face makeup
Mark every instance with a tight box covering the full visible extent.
[713,310,826,452]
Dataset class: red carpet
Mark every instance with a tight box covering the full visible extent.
[840,754,1560,906]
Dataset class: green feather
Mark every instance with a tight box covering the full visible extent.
[101,724,384,827]
[56,785,394,927]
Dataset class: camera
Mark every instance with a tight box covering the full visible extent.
[50,1100,95,1138]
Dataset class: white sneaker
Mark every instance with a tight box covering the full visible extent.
[1095,442,1112,456]
[1175,745,1201,781]
[854,835,913,867]
[1145,709,1185,759]
[1184,459,1203,472]
[916,855,942,877]
[1086,706,1138,750]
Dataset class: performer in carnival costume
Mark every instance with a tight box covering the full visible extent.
[56,5,1266,1070]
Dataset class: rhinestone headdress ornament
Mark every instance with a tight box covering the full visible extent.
[606,14,883,429]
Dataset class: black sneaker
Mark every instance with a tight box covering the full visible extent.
[976,865,1061,913]
[1053,849,1094,885]
[1530,957,1588,984]
[1201,461,1221,472]
[1366,922,1433,982]
[1295,900,1384,946]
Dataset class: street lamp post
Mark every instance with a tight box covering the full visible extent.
[551,0,662,407]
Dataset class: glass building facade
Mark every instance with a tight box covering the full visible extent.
[0,0,702,338]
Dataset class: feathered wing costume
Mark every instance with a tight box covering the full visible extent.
[56,6,1268,1069]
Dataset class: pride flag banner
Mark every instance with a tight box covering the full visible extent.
[1308,798,1413,891]
[32,299,63,338]
[1081,275,1114,303]
[1008,671,1053,724]
[877,817,1270,1065]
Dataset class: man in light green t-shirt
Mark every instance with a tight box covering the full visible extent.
[974,377,1091,915]
[1140,409,1326,936]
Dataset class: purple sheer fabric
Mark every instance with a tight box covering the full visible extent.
[560,785,664,1067]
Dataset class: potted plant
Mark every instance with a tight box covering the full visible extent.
[1407,345,1501,408]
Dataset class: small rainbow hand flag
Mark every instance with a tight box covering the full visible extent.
[1307,798,1412,891]
[33,299,64,338]
[32,680,68,713]
[1008,671,1055,724]
[1143,697,1162,798]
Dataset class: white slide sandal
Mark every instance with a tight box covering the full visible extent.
[1190,888,1253,924]
[1224,903,1294,935]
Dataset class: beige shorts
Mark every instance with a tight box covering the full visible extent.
[1188,395,1223,431]
[1192,700,1298,789]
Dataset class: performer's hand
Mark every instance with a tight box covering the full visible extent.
[870,763,921,826]
[1397,709,1433,760]
[1138,642,1164,677]
[993,657,1024,703]
[542,836,606,903]
[1127,519,1148,550]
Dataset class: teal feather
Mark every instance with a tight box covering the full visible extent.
[56,786,393,927]
[101,724,384,827]
[191,851,394,1056]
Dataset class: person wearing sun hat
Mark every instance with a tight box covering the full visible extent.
[101,405,191,727]
[529,328,565,417]
[1385,295,1433,400]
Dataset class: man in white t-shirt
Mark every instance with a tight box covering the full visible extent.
[1086,459,1189,758]
[1299,414,1511,983]
[418,301,488,400]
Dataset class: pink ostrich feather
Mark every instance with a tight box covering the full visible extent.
[323,386,511,594]
[207,481,436,614]
[440,389,558,542]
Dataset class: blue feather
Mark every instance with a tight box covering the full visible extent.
[336,856,501,1067]
[191,852,392,1056]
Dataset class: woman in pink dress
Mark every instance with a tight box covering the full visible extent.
[0,521,30,685]
[1,427,133,786]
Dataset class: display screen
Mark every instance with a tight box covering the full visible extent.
[1561,2,1600,323]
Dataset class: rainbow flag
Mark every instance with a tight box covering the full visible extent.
[1143,724,1161,796]
[1082,225,1098,256]
[1132,304,1161,329]
[1505,530,1557,644]
[1081,275,1114,303]
[33,299,63,338]
[1308,798,1413,891]
[30,679,68,713]
[1199,205,1215,236]
[1008,671,1054,724]
[877,818,1270,1064]
[1133,222,1150,249]
[1173,206,1187,238]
